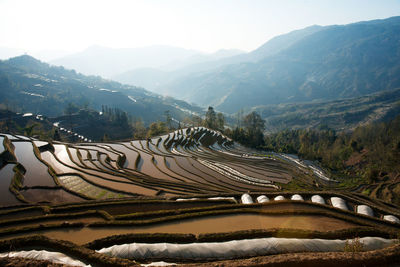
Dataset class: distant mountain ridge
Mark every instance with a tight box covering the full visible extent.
[0,55,202,124]
[50,45,244,79]
[111,48,244,91]
[50,45,199,77]
[159,16,400,112]
[14,16,400,123]
[108,25,325,95]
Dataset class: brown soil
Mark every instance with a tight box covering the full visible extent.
[0,257,72,267]
[0,209,43,221]
[345,149,368,167]
[182,243,400,267]
[0,216,104,229]
[79,200,235,216]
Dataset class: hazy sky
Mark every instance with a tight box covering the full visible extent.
[1,0,399,56]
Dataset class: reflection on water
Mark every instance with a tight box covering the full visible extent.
[37,214,357,245]
[13,142,55,187]
[21,188,85,203]
[0,136,4,153]
[0,164,22,206]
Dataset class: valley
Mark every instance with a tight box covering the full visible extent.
[0,7,399,266]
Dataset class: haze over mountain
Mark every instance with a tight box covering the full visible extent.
[50,45,243,78]
[3,16,400,130]
[0,55,202,124]
[157,16,400,112]
[0,46,73,62]
[79,16,400,116]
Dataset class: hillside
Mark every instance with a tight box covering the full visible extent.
[112,49,244,91]
[263,114,400,205]
[0,108,136,142]
[160,16,400,113]
[0,128,399,266]
[0,55,202,124]
[252,88,400,133]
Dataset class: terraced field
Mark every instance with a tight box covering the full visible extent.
[0,128,399,266]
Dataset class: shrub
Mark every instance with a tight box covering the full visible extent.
[344,237,364,253]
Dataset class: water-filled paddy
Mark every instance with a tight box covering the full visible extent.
[0,164,22,206]
[20,188,85,203]
[15,214,358,245]
[0,136,4,154]
[13,142,56,187]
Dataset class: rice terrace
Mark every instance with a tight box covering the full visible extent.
[0,126,399,266]
[1,1,400,266]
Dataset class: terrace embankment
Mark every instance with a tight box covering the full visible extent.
[181,243,400,267]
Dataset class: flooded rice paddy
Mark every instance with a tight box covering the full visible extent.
[0,129,399,265]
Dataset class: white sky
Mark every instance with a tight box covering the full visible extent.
[1,0,399,55]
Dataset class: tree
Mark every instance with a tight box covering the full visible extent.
[133,117,146,140]
[232,127,247,144]
[24,123,39,137]
[217,113,225,131]
[243,111,265,148]
[147,121,168,138]
[243,111,265,134]
[64,103,79,115]
[183,116,193,127]
[164,110,172,128]
[64,103,79,133]
[53,129,61,141]
[236,108,244,128]
[101,133,109,142]
[205,106,217,129]
[192,115,203,127]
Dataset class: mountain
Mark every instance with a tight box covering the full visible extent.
[251,88,400,133]
[112,26,324,95]
[244,25,323,62]
[161,49,245,71]
[50,45,200,78]
[0,55,202,124]
[111,49,244,93]
[159,16,400,113]
[112,67,172,93]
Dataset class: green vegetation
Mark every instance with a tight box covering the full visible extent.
[0,110,56,140]
[264,115,400,179]
[264,115,400,204]
[178,106,226,132]
[0,106,175,142]
[100,105,129,128]
[0,55,202,124]
[204,106,224,131]
[228,111,266,148]
[146,121,169,138]
[254,88,400,133]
